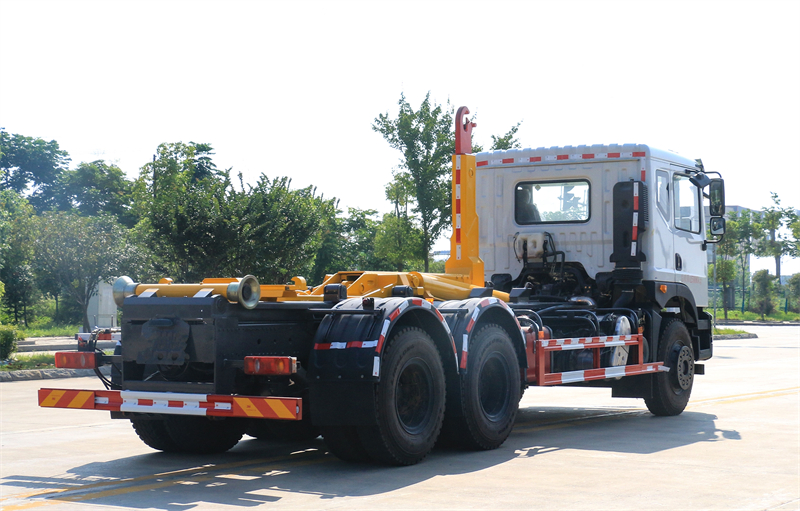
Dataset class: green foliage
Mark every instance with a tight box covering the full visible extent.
[0,325,22,359]
[373,93,454,272]
[0,191,38,326]
[134,143,337,285]
[489,122,522,151]
[787,274,800,313]
[54,160,135,226]
[754,193,795,282]
[309,208,395,284]
[33,212,131,332]
[751,269,776,319]
[375,213,424,272]
[0,132,70,211]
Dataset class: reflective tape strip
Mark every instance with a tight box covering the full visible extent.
[232,397,295,419]
[477,151,648,167]
[539,334,641,350]
[39,389,301,419]
[38,389,95,409]
[373,356,381,377]
[376,319,391,353]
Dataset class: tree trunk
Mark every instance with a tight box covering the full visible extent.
[775,254,781,286]
[722,282,729,319]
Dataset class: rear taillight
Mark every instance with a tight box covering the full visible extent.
[243,356,297,375]
[55,352,98,369]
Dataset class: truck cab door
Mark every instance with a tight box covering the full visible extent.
[671,172,708,306]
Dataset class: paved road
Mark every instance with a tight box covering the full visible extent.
[1,325,798,510]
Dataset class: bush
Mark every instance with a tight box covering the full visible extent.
[0,325,22,359]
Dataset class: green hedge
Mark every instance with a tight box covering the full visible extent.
[0,325,23,359]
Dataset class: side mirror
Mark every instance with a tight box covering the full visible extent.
[710,216,726,236]
[709,178,725,217]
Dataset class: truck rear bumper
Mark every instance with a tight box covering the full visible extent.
[38,388,301,420]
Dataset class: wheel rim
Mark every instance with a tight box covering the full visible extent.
[671,345,694,392]
[479,353,511,421]
[395,357,434,435]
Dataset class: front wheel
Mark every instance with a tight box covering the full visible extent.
[357,327,446,465]
[645,319,694,416]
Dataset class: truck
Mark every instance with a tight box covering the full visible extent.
[39,106,727,465]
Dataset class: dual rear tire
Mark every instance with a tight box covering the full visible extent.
[321,324,521,465]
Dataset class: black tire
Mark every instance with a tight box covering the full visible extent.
[321,426,372,462]
[162,416,246,454]
[357,327,446,465]
[131,419,181,452]
[458,325,520,450]
[645,319,694,416]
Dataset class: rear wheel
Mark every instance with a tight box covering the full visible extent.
[457,325,520,450]
[645,319,694,416]
[163,416,246,453]
[357,327,446,465]
[131,419,180,452]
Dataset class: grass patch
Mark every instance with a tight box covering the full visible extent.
[0,353,56,371]
[18,324,80,339]
[714,327,748,335]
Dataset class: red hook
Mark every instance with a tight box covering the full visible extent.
[455,106,476,155]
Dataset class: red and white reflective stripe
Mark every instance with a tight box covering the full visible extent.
[477,151,646,168]
[315,340,380,350]
[543,363,663,385]
[460,333,469,369]
[455,155,463,259]
[539,334,642,350]
[632,182,640,257]
[410,297,432,309]
[39,389,301,419]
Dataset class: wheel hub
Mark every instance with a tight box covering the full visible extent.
[674,346,694,391]
[395,358,433,434]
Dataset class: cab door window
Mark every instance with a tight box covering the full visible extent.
[672,174,700,233]
[656,170,670,219]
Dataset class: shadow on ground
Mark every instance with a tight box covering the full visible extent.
[2,406,739,509]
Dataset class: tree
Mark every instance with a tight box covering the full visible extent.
[54,160,135,226]
[490,122,522,151]
[726,209,757,308]
[787,273,800,313]
[374,94,523,271]
[710,259,736,319]
[373,93,454,272]
[0,191,38,326]
[754,193,794,284]
[308,207,394,284]
[375,213,424,272]
[751,269,775,320]
[34,212,130,332]
[134,142,337,285]
[0,132,70,210]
